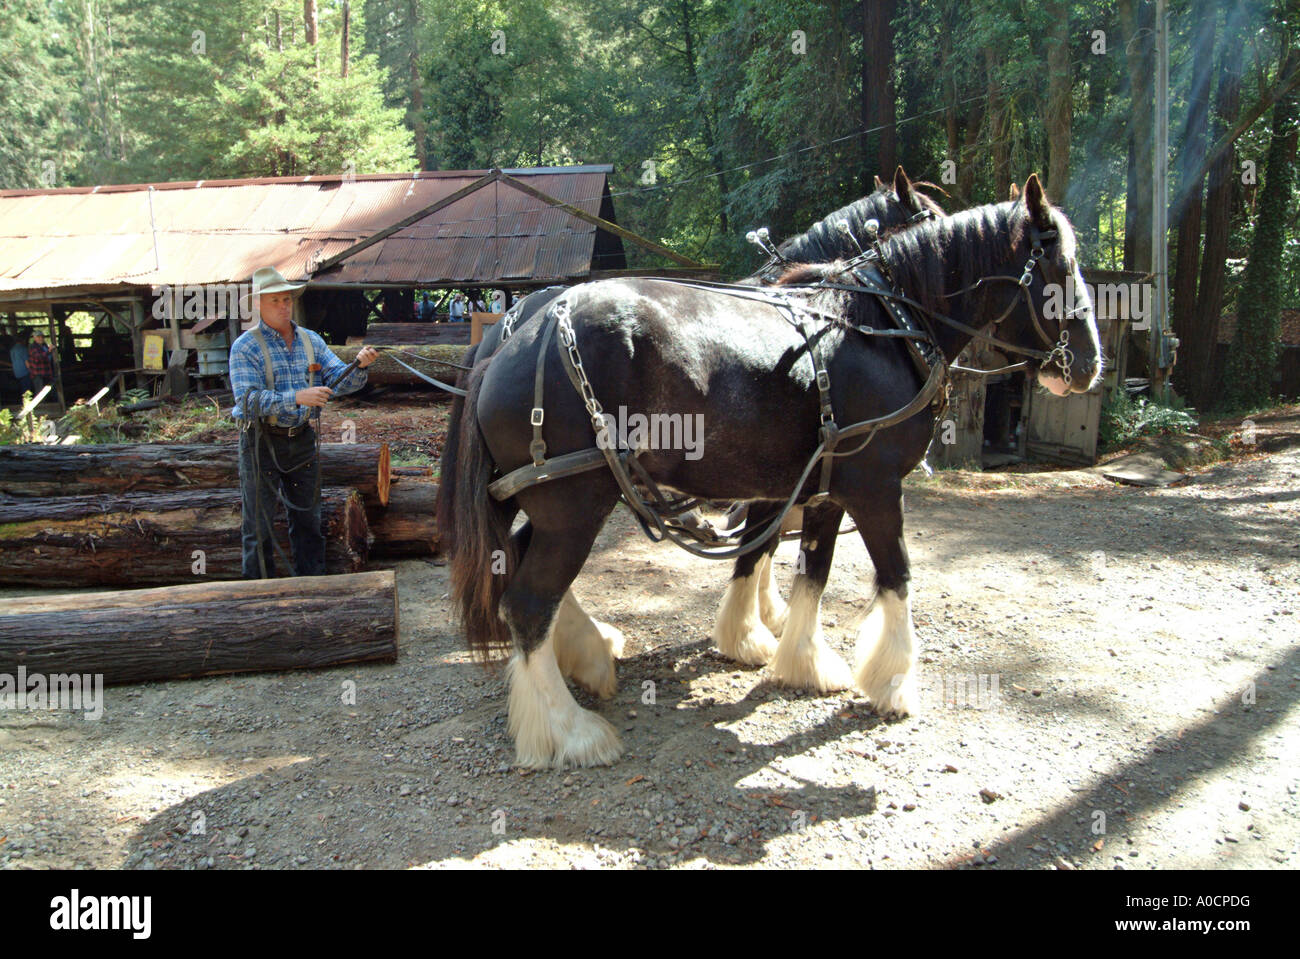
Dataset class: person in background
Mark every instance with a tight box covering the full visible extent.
[418,292,435,323]
[9,331,31,395]
[489,290,505,313]
[27,330,53,393]
[472,295,487,313]
[449,293,466,323]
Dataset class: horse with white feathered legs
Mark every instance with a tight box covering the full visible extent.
[436,167,945,699]
[443,174,1101,769]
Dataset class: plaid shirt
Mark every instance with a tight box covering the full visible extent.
[27,342,53,378]
[230,323,367,427]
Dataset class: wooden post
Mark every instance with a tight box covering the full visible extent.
[45,311,66,414]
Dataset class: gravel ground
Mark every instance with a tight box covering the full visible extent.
[2,442,1297,870]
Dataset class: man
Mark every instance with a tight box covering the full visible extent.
[27,331,53,393]
[448,293,465,323]
[230,267,378,578]
[9,332,31,395]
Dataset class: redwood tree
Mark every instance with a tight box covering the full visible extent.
[1224,49,1300,409]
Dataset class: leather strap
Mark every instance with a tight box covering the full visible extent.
[530,314,558,466]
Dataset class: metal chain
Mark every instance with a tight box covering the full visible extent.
[555,304,607,435]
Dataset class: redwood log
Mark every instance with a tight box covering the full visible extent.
[331,344,465,388]
[0,570,398,685]
[0,442,390,505]
[366,481,440,558]
[0,487,368,587]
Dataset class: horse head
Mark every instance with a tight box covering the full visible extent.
[1007,174,1103,396]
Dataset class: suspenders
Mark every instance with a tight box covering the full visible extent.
[249,323,315,395]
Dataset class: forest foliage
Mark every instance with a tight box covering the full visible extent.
[2,0,1297,407]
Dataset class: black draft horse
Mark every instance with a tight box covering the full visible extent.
[436,168,945,698]
[448,175,1100,769]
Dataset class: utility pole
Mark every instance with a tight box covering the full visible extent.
[1149,0,1175,399]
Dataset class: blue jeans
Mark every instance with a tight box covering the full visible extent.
[238,426,325,578]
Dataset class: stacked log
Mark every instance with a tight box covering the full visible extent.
[0,487,369,587]
[0,442,390,505]
[366,481,440,558]
[0,570,398,685]
[353,323,471,347]
[330,345,467,388]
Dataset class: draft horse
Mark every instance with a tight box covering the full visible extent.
[437,169,945,697]
[447,174,1100,769]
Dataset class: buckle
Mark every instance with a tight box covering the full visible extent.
[815,369,831,392]
[530,407,544,427]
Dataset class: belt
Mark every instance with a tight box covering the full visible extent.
[260,421,313,437]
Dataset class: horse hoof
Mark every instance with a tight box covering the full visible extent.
[718,624,778,666]
[569,652,618,700]
[594,620,626,660]
[857,667,917,718]
[513,706,623,770]
[769,634,852,694]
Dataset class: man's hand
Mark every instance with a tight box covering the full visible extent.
[295,386,333,408]
[356,347,379,368]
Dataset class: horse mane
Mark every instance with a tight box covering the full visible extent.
[876,200,1027,315]
[776,185,945,264]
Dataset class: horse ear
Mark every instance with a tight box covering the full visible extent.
[1008,182,1020,202]
[1023,174,1052,229]
[893,165,917,209]
[873,174,887,191]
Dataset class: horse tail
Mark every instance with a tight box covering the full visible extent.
[434,342,479,557]
[448,356,517,659]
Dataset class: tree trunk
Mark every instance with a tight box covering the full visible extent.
[303,0,318,45]
[408,0,427,169]
[1044,1,1072,201]
[367,481,440,557]
[341,0,350,78]
[1119,0,1154,272]
[985,45,1010,200]
[0,443,390,505]
[862,0,897,181]
[1170,0,1216,400]
[680,0,730,235]
[0,487,368,587]
[0,570,398,686]
[1187,21,1245,408]
[1224,49,1300,408]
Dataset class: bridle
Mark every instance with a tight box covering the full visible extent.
[809,218,1084,390]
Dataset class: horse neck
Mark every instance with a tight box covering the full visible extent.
[886,235,1017,365]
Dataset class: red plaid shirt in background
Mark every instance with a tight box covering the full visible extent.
[27,341,53,378]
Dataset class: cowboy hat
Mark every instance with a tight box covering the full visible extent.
[240,266,305,314]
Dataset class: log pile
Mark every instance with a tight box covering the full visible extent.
[366,481,440,558]
[0,487,369,587]
[0,442,391,505]
[0,570,399,685]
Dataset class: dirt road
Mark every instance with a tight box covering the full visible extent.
[2,444,1297,870]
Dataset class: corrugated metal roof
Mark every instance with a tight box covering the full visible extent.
[0,167,621,295]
